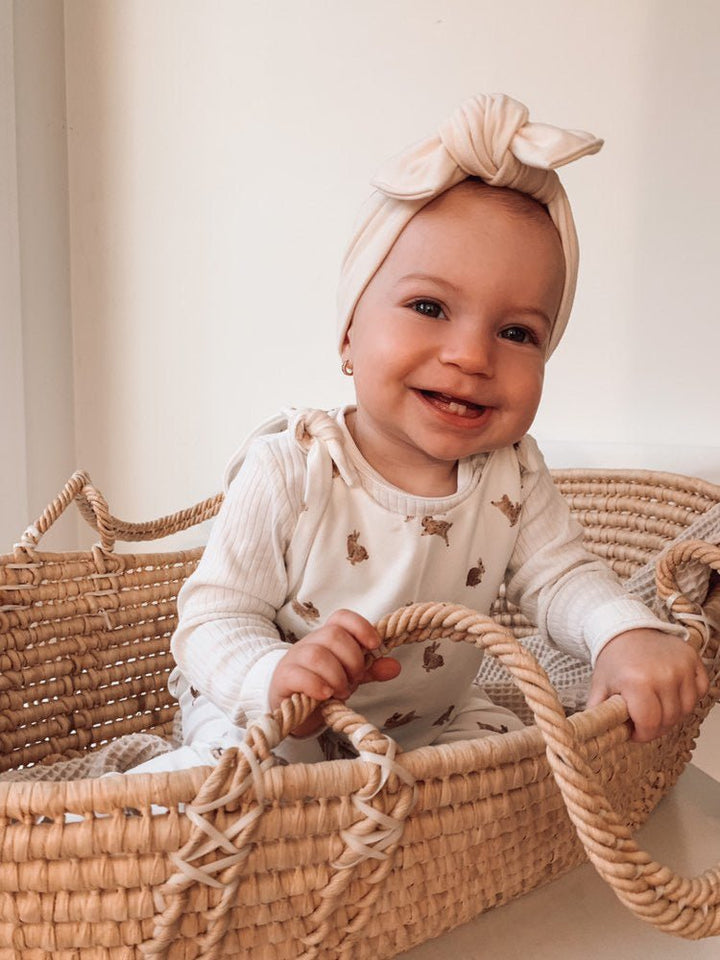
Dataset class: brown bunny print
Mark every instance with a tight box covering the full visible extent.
[383,710,418,730]
[422,641,445,672]
[291,599,320,623]
[346,530,369,565]
[491,494,522,527]
[466,558,485,587]
[277,624,299,644]
[421,516,453,546]
[476,721,509,734]
[432,705,455,726]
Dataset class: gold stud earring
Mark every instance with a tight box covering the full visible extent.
[341,359,354,376]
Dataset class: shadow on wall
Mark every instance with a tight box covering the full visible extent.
[10,3,76,552]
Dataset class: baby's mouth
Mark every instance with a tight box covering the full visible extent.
[420,390,487,418]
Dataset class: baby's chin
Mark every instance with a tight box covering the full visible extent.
[434,429,532,460]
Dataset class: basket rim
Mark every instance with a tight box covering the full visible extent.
[0,696,633,816]
[550,467,720,499]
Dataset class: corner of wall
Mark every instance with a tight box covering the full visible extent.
[14,0,79,551]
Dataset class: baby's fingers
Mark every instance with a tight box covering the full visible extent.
[273,664,333,705]
[696,659,710,699]
[628,670,707,742]
[585,675,610,710]
[671,658,709,720]
[270,664,335,737]
[363,657,401,684]
[679,671,701,718]
[626,690,664,743]
[326,609,381,652]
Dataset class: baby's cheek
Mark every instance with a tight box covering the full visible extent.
[522,365,545,409]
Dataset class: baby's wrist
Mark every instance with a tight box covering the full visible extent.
[241,648,290,717]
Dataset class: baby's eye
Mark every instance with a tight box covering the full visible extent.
[410,299,446,319]
[500,325,536,345]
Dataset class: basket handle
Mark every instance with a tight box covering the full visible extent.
[146,689,417,958]
[14,470,223,555]
[371,567,720,941]
[462,536,720,940]
[149,543,720,956]
[655,538,720,654]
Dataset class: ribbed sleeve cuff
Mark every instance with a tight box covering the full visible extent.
[239,649,289,719]
[584,596,687,665]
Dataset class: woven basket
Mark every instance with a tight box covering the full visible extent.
[1,468,720,959]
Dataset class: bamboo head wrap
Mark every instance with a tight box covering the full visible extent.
[337,93,603,357]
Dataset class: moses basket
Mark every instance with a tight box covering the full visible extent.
[1,467,720,960]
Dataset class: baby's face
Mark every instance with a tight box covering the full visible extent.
[343,182,565,490]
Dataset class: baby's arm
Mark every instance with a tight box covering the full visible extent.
[587,628,708,741]
[171,439,305,726]
[172,437,400,735]
[506,437,708,741]
[269,609,401,735]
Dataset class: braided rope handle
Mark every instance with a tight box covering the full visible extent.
[520,537,720,939]
[656,539,720,661]
[146,690,416,959]
[378,577,720,941]
[148,541,720,954]
[13,470,223,556]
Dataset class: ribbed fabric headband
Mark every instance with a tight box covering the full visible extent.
[337,93,603,357]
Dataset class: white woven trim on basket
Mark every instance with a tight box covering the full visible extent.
[168,714,279,889]
[86,568,123,630]
[14,523,41,550]
[664,592,712,656]
[331,726,417,870]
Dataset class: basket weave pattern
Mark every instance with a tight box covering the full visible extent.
[0,469,719,958]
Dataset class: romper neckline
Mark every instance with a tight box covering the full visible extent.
[334,406,490,517]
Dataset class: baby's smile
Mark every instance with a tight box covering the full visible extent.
[416,389,488,420]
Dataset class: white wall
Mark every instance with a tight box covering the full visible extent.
[7,1,720,553]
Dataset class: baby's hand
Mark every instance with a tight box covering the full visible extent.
[269,609,401,736]
[587,628,709,742]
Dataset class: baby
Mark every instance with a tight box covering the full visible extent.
[160,94,707,769]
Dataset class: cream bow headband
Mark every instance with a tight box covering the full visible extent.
[336,93,603,357]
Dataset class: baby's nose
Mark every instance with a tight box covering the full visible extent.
[439,328,495,376]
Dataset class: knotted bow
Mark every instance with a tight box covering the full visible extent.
[337,93,603,357]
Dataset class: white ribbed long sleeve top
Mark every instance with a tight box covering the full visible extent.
[169,408,680,729]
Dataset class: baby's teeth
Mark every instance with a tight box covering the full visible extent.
[447,401,468,415]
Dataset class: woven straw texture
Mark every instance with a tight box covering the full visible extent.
[1,468,719,959]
